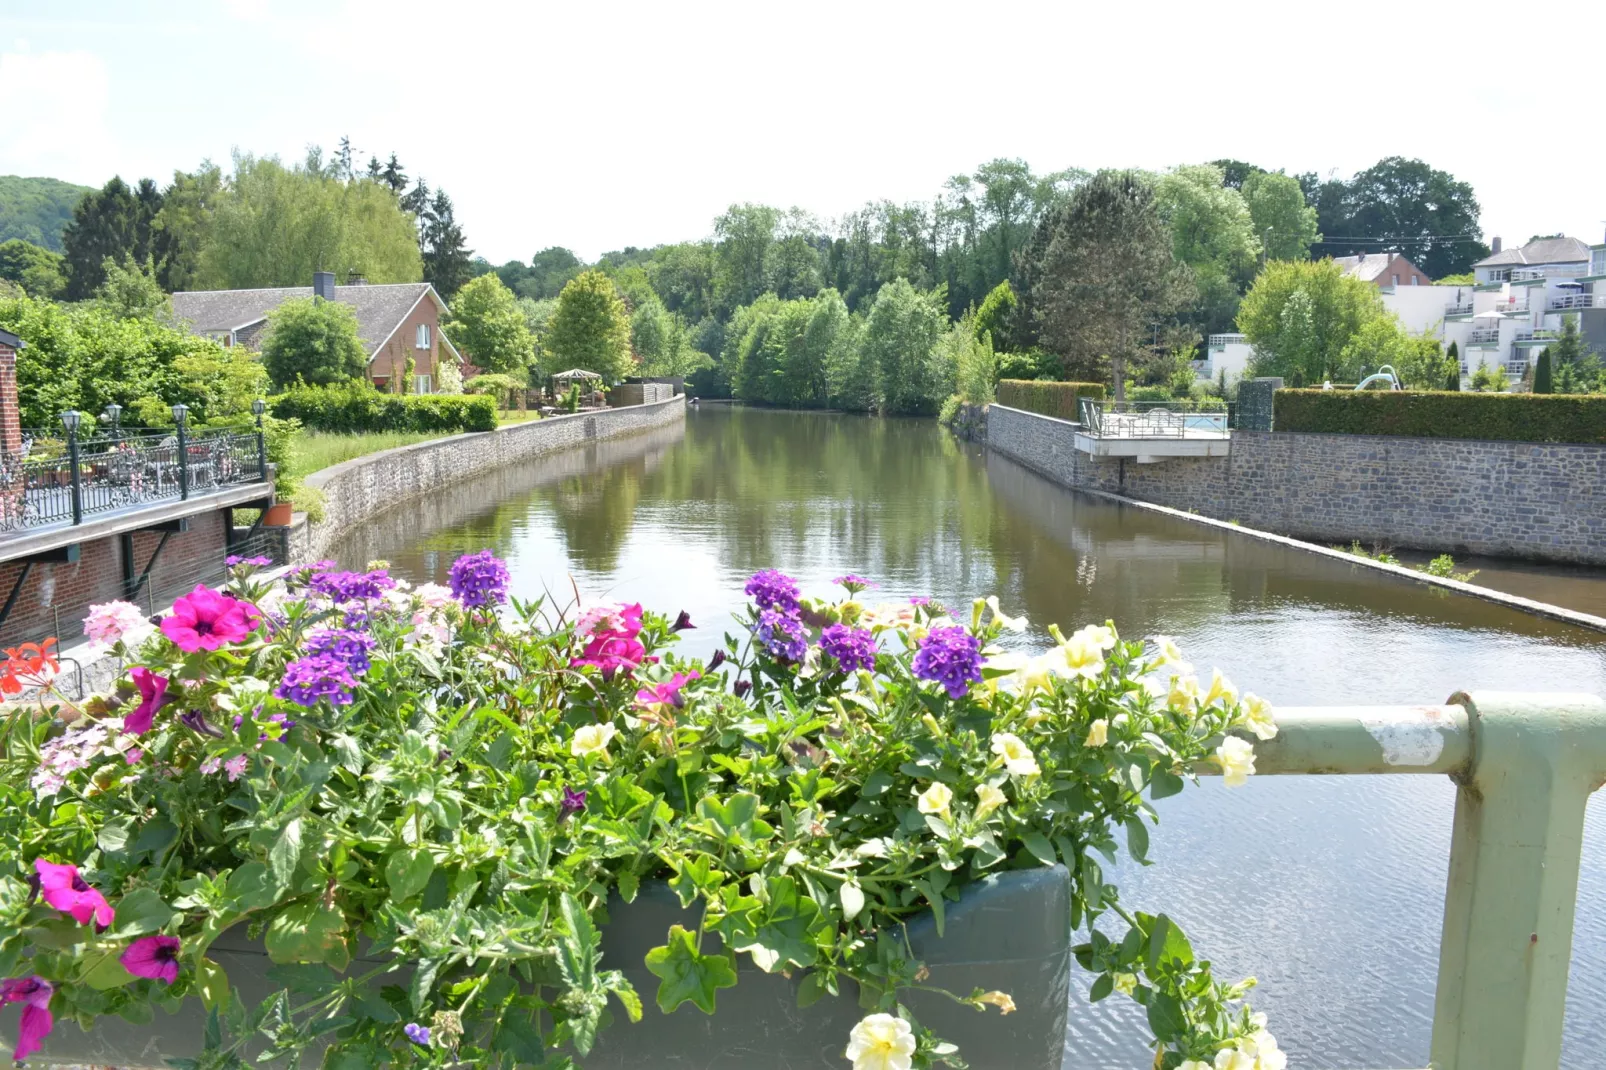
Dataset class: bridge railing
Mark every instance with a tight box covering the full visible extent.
[1216,692,1606,1070]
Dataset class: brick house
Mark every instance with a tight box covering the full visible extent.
[171,271,462,392]
[1332,252,1433,289]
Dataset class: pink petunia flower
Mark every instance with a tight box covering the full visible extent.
[223,754,249,782]
[123,667,168,736]
[83,600,152,651]
[635,671,701,712]
[120,934,181,984]
[571,633,648,681]
[0,975,54,1060]
[160,585,261,653]
[575,601,644,641]
[34,859,114,928]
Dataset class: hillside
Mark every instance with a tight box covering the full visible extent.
[0,175,94,251]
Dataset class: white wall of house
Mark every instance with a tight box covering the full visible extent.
[1199,334,1253,383]
[1380,285,1462,335]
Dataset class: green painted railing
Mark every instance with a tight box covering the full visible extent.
[1229,692,1606,1070]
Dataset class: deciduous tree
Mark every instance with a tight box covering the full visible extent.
[543,270,633,381]
[260,296,368,388]
[1241,171,1319,262]
[1237,259,1383,385]
[1301,157,1488,278]
[448,273,533,373]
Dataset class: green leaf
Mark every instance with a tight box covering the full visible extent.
[797,971,828,1009]
[384,848,434,903]
[697,792,762,846]
[606,973,644,1022]
[1088,972,1114,1002]
[197,957,229,1010]
[1146,989,1186,1042]
[1124,816,1150,864]
[645,924,737,1014]
[617,870,640,904]
[1150,768,1185,799]
[224,862,282,912]
[1080,856,1104,912]
[1019,831,1058,867]
[919,879,946,939]
[269,818,302,887]
[732,875,823,972]
[556,893,600,990]
[1144,914,1195,973]
[98,820,132,853]
[110,888,175,936]
[81,947,136,990]
[492,1010,546,1063]
[410,958,442,1015]
[131,815,177,856]
[264,902,348,969]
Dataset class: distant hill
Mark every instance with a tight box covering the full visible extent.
[0,176,94,252]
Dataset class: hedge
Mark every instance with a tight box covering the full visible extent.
[1273,389,1606,445]
[995,380,1106,422]
[270,383,498,434]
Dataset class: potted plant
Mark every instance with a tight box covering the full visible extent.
[0,560,1285,1069]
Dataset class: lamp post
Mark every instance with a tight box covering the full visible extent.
[60,410,83,524]
[102,403,122,441]
[171,403,190,500]
[252,398,267,480]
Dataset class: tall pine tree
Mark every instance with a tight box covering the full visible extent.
[61,177,163,299]
[420,189,473,300]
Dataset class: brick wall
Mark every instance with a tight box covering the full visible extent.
[0,342,19,454]
[0,510,231,648]
[371,294,443,392]
[985,404,1606,565]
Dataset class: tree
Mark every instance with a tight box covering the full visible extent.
[1545,314,1605,393]
[713,204,781,314]
[1025,171,1194,399]
[1153,164,1259,334]
[420,189,474,300]
[61,177,161,300]
[1237,259,1384,386]
[973,280,1018,351]
[1446,341,1461,391]
[150,164,222,292]
[0,240,66,298]
[1305,157,1488,278]
[198,154,422,289]
[647,243,716,322]
[1338,317,1454,389]
[1241,172,1319,261]
[543,270,633,380]
[94,257,169,320]
[1210,160,1264,190]
[526,247,584,300]
[259,296,368,388]
[860,279,948,415]
[1532,349,1553,394]
[447,274,533,373]
[379,153,408,195]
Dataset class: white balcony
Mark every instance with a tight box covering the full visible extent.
[1467,328,1500,344]
[1546,293,1606,311]
[1445,302,1474,316]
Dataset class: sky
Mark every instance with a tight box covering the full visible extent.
[3,0,1602,266]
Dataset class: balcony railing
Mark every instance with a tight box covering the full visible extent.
[1546,293,1606,311]
[1206,333,1245,348]
[1467,328,1499,344]
[1077,398,1230,438]
[0,426,267,534]
[1253,694,1606,1069]
[1445,301,1474,316]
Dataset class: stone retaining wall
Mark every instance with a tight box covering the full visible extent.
[986,404,1606,565]
[290,396,685,561]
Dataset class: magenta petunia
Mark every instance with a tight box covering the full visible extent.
[160,584,261,653]
[34,859,114,928]
[123,666,168,736]
[570,633,648,681]
[635,671,700,711]
[0,975,54,1061]
[120,934,182,984]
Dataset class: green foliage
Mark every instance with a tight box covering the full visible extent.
[260,297,368,389]
[0,568,1279,1069]
[860,278,950,415]
[269,381,497,433]
[418,188,474,300]
[197,154,422,290]
[1338,318,1455,390]
[92,257,169,320]
[1543,315,1605,394]
[631,296,711,379]
[1301,156,1488,277]
[947,314,997,405]
[1436,273,1475,286]
[1469,364,1510,393]
[0,239,67,298]
[0,175,92,251]
[728,290,853,408]
[1274,388,1606,443]
[973,280,1018,351]
[543,270,634,381]
[996,379,1107,420]
[564,383,581,412]
[1533,350,1554,394]
[447,274,532,373]
[61,176,163,300]
[1237,259,1385,385]
[1241,171,1319,261]
[463,372,525,405]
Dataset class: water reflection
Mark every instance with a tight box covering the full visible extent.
[334,405,1606,1069]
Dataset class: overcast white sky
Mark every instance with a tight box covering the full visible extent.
[3,0,1601,265]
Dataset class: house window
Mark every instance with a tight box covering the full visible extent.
[414,374,433,394]
[1392,273,1401,286]
[1410,275,1419,286]
[416,323,431,349]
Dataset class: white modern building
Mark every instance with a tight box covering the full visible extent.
[1440,235,1604,379]
[1197,333,1254,383]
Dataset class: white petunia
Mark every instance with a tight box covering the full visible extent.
[1240,693,1277,740]
[1075,623,1117,651]
[984,595,1028,633]
[569,722,618,758]
[1056,631,1105,681]
[1216,736,1256,787]
[990,732,1040,777]
[915,782,952,817]
[974,783,1007,820]
[1203,668,1238,708]
[1084,718,1109,747]
[844,1013,917,1070]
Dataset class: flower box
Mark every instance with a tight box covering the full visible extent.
[36,868,1071,1069]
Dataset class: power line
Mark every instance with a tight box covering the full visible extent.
[1311,234,1485,244]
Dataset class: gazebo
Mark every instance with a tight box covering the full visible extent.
[551,368,603,393]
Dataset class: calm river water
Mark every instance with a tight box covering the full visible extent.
[332,405,1606,1069]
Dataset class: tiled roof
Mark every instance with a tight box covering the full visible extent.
[1474,236,1591,268]
[170,283,436,357]
[1332,253,1395,282]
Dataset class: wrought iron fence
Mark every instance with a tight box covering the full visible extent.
[1077,398,1231,438]
[0,425,267,534]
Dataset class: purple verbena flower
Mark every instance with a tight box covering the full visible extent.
[744,569,800,613]
[304,628,376,675]
[226,555,273,569]
[404,1022,431,1047]
[820,624,877,673]
[909,596,932,606]
[756,608,808,662]
[912,625,984,700]
[274,653,357,708]
[560,786,587,819]
[448,550,510,608]
[308,568,394,605]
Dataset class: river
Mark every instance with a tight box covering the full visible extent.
[331,404,1606,1069]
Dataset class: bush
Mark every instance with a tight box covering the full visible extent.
[995,379,1106,421]
[259,297,367,389]
[1273,389,1606,444]
[270,381,497,434]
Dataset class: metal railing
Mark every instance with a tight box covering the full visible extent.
[0,426,267,534]
[1546,292,1606,311]
[1504,359,1529,377]
[1445,302,1474,316]
[1510,266,1586,281]
[1206,333,1246,348]
[1466,328,1500,344]
[1513,329,1558,342]
[1238,694,1606,1070]
[1077,398,1230,438]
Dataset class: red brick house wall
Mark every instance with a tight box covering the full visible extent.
[0,343,19,454]
[1378,255,1432,289]
[370,293,445,393]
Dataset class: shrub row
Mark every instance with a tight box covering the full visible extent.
[1273,389,1606,444]
[995,379,1106,421]
[270,383,498,434]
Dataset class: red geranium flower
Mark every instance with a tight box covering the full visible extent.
[0,638,58,695]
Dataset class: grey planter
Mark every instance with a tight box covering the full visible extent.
[36,867,1071,1069]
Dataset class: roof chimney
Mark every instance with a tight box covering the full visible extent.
[313,271,336,301]
[1491,236,1502,255]
[345,270,368,286]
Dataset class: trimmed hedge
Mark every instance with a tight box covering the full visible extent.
[995,380,1106,422]
[271,383,498,434]
[1273,389,1606,444]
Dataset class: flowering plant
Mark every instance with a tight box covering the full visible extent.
[0,559,1283,1069]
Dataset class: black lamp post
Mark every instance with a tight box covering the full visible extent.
[252,398,267,479]
[102,403,122,444]
[60,410,83,524]
[171,403,190,500]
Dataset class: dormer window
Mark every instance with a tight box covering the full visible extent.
[416,324,431,349]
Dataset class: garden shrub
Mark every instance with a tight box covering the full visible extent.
[270,381,497,434]
[1273,389,1606,444]
[0,561,1285,1069]
[995,379,1106,421]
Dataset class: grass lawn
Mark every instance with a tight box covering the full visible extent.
[287,430,452,481]
[496,408,542,424]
